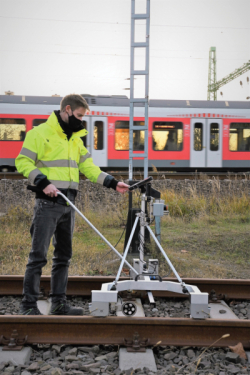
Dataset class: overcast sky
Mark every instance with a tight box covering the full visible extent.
[0,0,249,101]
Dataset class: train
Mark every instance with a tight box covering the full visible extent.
[0,94,250,172]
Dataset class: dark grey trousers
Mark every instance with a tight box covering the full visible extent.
[22,199,75,306]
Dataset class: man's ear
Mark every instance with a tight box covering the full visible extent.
[65,105,72,114]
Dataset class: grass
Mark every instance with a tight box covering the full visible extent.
[157,214,250,278]
[0,179,250,279]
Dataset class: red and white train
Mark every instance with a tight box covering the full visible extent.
[0,94,250,172]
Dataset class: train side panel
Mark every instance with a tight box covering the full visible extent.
[222,118,250,169]
[107,116,190,169]
[148,117,190,169]
[0,113,49,169]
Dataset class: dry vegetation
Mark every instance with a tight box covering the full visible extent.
[0,177,250,279]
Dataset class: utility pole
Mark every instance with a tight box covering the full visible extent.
[207,47,217,101]
[129,0,150,180]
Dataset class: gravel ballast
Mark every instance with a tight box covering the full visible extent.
[1,296,250,320]
[1,296,250,374]
[0,343,250,375]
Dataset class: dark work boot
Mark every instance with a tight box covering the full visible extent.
[19,304,43,315]
[49,300,84,316]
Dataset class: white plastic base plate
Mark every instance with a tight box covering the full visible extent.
[209,300,239,320]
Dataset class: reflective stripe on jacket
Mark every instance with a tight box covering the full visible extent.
[15,112,108,189]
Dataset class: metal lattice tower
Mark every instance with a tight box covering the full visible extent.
[207,47,250,100]
[207,47,217,101]
[129,0,150,180]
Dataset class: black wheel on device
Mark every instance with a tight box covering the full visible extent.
[122,302,137,316]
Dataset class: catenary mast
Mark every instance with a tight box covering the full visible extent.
[207,46,250,100]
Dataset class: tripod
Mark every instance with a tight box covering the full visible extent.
[111,176,187,293]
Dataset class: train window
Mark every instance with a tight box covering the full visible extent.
[33,119,45,127]
[94,121,103,150]
[0,118,26,141]
[80,121,87,147]
[152,122,183,151]
[210,123,219,151]
[194,123,203,151]
[229,123,250,151]
[115,121,145,151]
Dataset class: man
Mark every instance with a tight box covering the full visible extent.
[164,132,176,151]
[15,94,129,316]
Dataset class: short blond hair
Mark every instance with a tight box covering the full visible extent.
[60,94,89,111]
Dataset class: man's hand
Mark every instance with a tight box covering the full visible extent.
[43,184,59,197]
[116,181,129,194]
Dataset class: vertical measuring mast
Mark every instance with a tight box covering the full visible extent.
[129,0,150,180]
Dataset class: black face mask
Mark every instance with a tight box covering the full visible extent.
[67,110,84,132]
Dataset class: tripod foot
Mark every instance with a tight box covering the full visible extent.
[182,286,189,294]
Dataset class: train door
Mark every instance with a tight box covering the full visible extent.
[89,117,107,167]
[190,119,206,167]
[190,119,222,168]
[206,119,222,168]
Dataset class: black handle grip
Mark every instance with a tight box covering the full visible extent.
[129,176,153,191]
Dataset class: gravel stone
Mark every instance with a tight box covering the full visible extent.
[26,363,40,371]
[0,362,7,371]
[51,345,61,354]
[95,355,108,361]
[48,360,61,367]
[65,355,78,362]
[225,352,240,363]
[43,351,52,360]
[163,352,177,360]
[89,368,100,374]
[80,362,102,371]
[41,364,51,372]
[50,368,62,375]
[186,349,196,358]
[65,363,79,370]
[68,348,78,356]
[106,352,118,359]
[5,366,15,372]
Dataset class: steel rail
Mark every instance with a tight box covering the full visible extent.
[1,315,250,348]
[0,276,249,300]
[1,172,249,181]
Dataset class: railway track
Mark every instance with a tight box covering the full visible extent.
[1,276,250,299]
[1,171,250,181]
[1,276,250,348]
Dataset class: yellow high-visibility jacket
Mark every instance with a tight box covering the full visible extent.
[15,112,108,189]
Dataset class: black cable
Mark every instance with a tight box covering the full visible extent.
[99,224,127,261]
